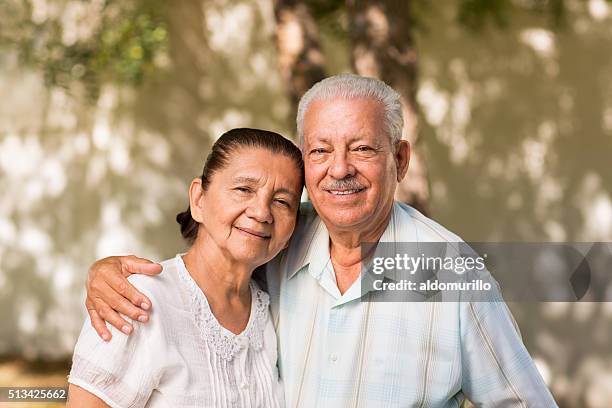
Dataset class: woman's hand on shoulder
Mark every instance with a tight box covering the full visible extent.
[85,255,162,341]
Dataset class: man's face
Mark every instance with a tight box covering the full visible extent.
[302,97,408,234]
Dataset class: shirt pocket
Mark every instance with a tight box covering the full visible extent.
[364,341,461,404]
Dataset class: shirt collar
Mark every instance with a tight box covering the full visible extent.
[286,201,419,282]
[363,202,419,283]
[372,203,446,298]
[286,212,327,280]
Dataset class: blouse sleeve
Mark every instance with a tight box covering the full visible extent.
[68,286,163,408]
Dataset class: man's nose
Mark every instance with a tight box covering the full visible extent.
[328,151,355,179]
[246,196,273,224]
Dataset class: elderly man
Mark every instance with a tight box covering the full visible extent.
[85,74,557,406]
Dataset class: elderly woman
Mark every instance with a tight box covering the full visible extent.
[67,128,304,407]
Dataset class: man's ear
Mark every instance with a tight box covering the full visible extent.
[395,140,410,182]
[189,178,205,223]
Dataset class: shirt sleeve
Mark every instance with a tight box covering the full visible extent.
[68,289,162,408]
[460,291,558,407]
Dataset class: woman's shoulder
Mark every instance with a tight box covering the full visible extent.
[69,260,182,408]
[126,255,184,305]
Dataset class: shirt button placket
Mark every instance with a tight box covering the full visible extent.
[236,336,250,401]
[327,306,342,366]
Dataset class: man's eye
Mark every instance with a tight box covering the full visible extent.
[354,146,373,152]
[310,148,328,155]
[235,187,252,193]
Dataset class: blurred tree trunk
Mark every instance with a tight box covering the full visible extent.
[347,0,430,215]
[272,0,327,129]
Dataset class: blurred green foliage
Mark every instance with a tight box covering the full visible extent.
[308,0,612,36]
[2,0,611,99]
[0,0,168,98]
[456,0,566,29]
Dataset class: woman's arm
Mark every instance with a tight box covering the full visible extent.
[69,279,162,407]
[67,384,110,408]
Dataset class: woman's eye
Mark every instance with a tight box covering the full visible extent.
[275,199,290,208]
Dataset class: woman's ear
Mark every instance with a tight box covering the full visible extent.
[189,178,205,223]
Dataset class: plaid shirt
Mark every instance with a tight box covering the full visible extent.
[266,201,557,408]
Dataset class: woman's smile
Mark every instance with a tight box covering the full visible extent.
[233,225,271,240]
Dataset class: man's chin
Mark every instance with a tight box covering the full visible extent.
[319,209,371,230]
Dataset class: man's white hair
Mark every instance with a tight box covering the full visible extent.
[296,74,404,147]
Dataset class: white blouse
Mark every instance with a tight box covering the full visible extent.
[69,254,284,408]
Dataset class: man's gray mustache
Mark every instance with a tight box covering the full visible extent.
[321,178,365,191]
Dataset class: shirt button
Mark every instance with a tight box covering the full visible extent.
[236,336,247,348]
[330,353,338,362]
[240,381,249,389]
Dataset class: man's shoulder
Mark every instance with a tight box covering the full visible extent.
[394,201,465,243]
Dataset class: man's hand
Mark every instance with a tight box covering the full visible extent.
[86,255,162,341]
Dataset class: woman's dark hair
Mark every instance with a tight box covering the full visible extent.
[176,128,304,245]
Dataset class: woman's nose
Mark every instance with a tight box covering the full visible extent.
[246,198,273,224]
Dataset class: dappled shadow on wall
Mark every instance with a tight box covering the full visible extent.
[0,0,289,358]
[415,3,612,406]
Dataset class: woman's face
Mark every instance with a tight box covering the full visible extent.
[190,147,303,268]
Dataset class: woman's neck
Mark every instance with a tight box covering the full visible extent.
[182,238,254,334]
[183,240,252,300]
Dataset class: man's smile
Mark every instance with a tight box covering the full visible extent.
[326,188,365,196]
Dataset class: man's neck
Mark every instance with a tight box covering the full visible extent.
[327,204,394,294]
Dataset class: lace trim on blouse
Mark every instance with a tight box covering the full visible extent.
[176,255,270,361]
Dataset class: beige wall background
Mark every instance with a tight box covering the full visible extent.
[1,0,611,406]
